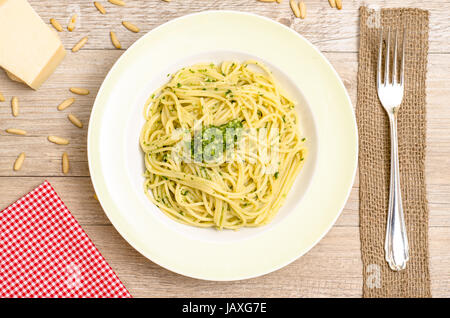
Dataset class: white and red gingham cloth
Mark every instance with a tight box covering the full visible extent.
[0,181,131,298]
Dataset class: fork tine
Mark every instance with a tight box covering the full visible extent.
[400,28,406,86]
[384,27,391,84]
[377,28,383,87]
[392,29,398,84]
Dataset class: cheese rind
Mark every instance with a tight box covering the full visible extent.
[0,0,66,90]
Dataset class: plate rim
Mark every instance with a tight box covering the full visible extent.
[87,10,358,281]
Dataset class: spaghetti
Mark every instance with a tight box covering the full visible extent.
[140,61,307,230]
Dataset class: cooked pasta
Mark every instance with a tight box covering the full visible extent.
[140,60,307,230]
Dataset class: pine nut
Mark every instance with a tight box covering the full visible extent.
[70,87,90,95]
[68,14,77,32]
[290,0,300,18]
[72,36,88,52]
[335,0,342,10]
[109,0,125,6]
[94,2,106,14]
[57,98,76,111]
[110,31,122,49]
[328,0,336,8]
[48,136,69,145]
[11,96,19,117]
[93,193,99,201]
[68,114,83,128]
[50,18,63,32]
[14,153,25,171]
[298,1,306,19]
[276,0,282,3]
[0,91,4,102]
[6,128,26,135]
[62,152,70,174]
[122,21,140,33]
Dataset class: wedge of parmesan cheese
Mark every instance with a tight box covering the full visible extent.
[0,0,66,90]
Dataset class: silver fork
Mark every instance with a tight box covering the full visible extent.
[377,28,409,271]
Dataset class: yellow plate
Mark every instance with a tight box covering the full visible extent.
[88,11,357,281]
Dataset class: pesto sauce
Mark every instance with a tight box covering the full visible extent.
[191,119,244,161]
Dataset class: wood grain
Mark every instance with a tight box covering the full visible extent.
[0,0,449,298]
[27,0,450,53]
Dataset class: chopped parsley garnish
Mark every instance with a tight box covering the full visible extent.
[190,119,244,162]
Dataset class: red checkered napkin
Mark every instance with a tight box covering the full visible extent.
[0,181,131,298]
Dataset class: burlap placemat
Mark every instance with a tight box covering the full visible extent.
[357,7,430,298]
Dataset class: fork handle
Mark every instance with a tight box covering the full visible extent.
[385,112,409,271]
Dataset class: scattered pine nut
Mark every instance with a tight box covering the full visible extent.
[68,114,83,128]
[290,0,300,18]
[14,153,25,171]
[328,0,336,8]
[276,0,283,3]
[335,0,342,10]
[62,152,70,174]
[72,36,88,53]
[93,193,99,201]
[67,14,77,32]
[110,31,122,49]
[50,18,63,32]
[298,1,306,19]
[94,2,106,14]
[48,136,69,145]
[109,0,125,6]
[0,91,4,102]
[70,87,90,95]
[162,0,171,2]
[57,98,76,111]
[11,96,19,117]
[6,128,26,135]
[122,21,140,33]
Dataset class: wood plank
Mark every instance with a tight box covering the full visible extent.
[82,224,449,297]
[2,181,447,297]
[1,52,449,184]
[0,1,449,298]
[0,50,122,177]
[27,0,450,53]
[1,175,447,230]
[429,227,450,298]
[85,224,363,298]
[0,177,108,226]
[0,176,357,227]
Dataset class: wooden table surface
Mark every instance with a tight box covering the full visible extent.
[0,0,449,297]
